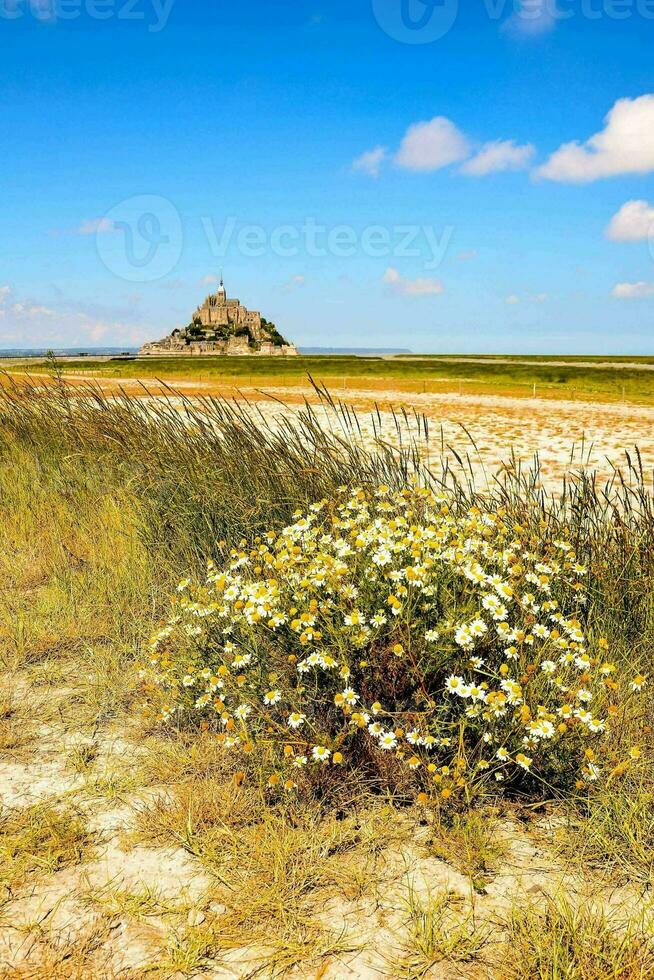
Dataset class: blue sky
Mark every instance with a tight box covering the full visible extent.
[2,0,654,353]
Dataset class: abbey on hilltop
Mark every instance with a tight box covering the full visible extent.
[138,277,298,357]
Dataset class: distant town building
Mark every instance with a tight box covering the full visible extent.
[139,277,298,357]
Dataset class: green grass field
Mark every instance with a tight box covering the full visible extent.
[9,352,654,404]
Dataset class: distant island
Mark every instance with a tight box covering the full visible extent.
[139,278,298,357]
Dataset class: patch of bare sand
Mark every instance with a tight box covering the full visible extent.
[0,785,211,976]
[0,760,85,808]
[215,383,654,491]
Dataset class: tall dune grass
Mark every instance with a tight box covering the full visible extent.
[2,373,654,616]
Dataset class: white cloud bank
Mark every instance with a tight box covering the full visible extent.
[536,95,654,182]
[383,267,444,297]
[0,285,149,348]
[461,139,535,176]
[355,93,654,184]
[611,281,654,299]
[606,200,654,242]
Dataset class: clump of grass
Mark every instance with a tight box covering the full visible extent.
[131,776,262,851]
[12,920,115,979]
[504,894,654,979]
[430,810,508,891]
[0,802,92,893]
[81,882,182,922]
[83,767,141,802]
[158,918,356,978]
[134,774,397,889]
[133,778,400,967]
[391,885,487,978]
[155,925,224,976]
[0,438,160,682]
[67,740,99,774]
[134,731,235,787]
[563,771,654,885]
[0,375,426,566]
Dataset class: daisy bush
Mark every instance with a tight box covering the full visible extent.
[141,485,645,801]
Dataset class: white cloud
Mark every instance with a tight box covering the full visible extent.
[77,217,115,235]
[611,281,654,299]
[395,117,470,173]
[606,200,654,242]
[503,0,558,36]
[11,302,56,318]
[199,274,218,286]
[383,267,444,297]
[536,95,654,183]
[352,146,387,178]
[0,286,10,302]
[457,250,477,261]
[505,294,520,305]
[461,139,535,176]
